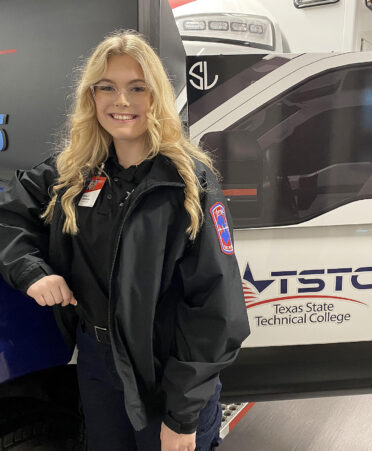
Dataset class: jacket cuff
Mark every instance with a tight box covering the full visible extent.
[17,262,54,294]
[163,412,199,434]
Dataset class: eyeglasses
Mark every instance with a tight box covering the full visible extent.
[90,83,151,103]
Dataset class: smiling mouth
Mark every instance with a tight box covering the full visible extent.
[109,113,138,121]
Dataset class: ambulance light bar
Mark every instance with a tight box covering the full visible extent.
[177,14,274,50]
[294,0,339,8]
[183,19,206,30]
[209,21,229,32]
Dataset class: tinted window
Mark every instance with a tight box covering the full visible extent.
[208,65,372,228]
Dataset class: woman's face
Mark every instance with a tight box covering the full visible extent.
[93,54,152,147]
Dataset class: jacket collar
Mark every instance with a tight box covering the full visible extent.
[147,153,186,186]
[107,142,186,187]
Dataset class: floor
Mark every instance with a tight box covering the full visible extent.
[11,394,372,450]
[219,394,372,451]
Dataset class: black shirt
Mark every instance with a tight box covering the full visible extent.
[70,144,153,328]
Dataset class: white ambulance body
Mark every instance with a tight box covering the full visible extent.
[259,0,372,52]
[188,51,372,349]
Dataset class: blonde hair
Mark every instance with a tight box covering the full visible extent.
[42,29,218,240]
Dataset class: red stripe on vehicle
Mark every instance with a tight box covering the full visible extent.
[229,403,256,431]
[223,189,257,196]
[169,0,196,8]
[0,49,17,55]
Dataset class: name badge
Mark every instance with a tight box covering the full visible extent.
[78,176,106,207]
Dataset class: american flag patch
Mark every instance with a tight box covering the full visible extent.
[209,202,234,255]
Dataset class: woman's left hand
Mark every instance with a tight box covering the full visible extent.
[160,421,196,451]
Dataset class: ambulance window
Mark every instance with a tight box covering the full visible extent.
[221,64,372,228]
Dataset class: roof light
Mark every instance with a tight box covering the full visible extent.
[294,0,339,8]
[183,20,206,31]
[249,24,264,34]
[176,13,274,50]
[209,21,229,31]
[231,22,248,32]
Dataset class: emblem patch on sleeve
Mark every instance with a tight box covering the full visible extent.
[209,202,234,255]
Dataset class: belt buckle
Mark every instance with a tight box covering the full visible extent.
[94,325,108,343]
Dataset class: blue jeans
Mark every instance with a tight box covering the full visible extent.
[76,324,222,451]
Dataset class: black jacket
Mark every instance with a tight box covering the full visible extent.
[0,152,250,433]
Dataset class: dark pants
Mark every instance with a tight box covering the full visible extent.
[76,324,222,451]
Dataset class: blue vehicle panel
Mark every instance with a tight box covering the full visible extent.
[0,276,72,383]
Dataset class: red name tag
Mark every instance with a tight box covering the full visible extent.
[78,176,107,207]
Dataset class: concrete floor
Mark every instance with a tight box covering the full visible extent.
[11,394,372,450]
[219,394,372,451]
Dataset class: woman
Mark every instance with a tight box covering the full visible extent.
[0,30,249,451]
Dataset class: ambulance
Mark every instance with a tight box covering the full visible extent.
[186,48,372,436]
[170,0,372,438]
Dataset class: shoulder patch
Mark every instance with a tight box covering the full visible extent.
[209,202,234,255]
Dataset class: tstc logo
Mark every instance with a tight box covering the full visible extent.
[0,114,9,151]
[242,263,372,309]
[189,61,219,91]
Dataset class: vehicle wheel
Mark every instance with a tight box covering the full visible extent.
[0,402,85,451]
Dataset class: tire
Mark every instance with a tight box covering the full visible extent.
[0,401,85,451]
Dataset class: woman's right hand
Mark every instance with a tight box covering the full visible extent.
[26,275,78,307]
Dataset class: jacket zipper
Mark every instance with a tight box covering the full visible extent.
[107,181,184,341]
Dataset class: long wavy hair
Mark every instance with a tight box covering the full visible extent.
[42,29,218,240]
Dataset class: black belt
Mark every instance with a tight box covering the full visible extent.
[80,319,111,345]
